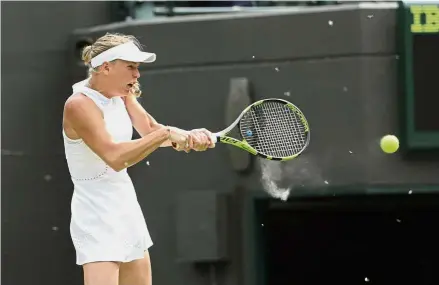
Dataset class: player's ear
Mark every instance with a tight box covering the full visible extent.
[101,62,111,75]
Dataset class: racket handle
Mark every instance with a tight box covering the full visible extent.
[210,134,218,144]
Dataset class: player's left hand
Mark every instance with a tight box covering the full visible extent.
[171,128,215,152]
[189,128,215,151]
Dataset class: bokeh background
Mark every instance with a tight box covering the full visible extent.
[3,1,439,285]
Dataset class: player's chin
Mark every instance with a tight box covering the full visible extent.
[122,88,131,95]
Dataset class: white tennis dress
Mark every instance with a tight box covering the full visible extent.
[63,79,153,265]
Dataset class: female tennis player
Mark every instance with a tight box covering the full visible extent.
[62,33,214,285]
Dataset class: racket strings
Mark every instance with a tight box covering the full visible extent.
[239,101,308,158]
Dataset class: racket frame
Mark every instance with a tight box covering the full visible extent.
[211,98,310,161]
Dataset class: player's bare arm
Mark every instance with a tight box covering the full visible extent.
[123,94,214,151]
[123,94,175,147]
[64,94,186,171]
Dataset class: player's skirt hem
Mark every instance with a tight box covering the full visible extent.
[75,240,154,266]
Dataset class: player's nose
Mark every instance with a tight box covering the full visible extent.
[133,68,140,79]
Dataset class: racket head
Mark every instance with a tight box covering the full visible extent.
[236,98,310,161]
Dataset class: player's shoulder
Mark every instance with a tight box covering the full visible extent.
[64,93,96,117]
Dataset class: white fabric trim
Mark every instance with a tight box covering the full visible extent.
[90,41,156,68]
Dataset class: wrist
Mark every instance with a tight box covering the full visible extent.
[164,126,172,140]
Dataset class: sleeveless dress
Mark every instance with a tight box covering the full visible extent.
[63,79,153,265]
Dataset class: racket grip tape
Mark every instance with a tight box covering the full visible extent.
[210,135,218,144]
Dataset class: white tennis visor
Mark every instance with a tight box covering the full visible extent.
[90,41,156,68]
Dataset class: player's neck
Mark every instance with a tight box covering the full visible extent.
[88,76,114,99]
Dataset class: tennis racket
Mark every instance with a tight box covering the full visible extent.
[210,98,310,161]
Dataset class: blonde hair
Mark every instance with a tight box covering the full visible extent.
[130,81,142,97]
[82,33,143,97]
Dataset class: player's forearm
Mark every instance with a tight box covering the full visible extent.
[125,96,188,147]
[147,123,171,147]
[151,123,188,147]
[122,142,164,168]
[110,127,169,171]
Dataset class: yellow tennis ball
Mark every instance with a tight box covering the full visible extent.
[380,135,399,154]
